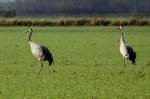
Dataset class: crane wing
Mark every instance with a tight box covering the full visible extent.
[40,45,54,65]
[126,45,136,64]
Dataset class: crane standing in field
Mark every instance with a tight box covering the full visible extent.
[118,26,136,68]
[25,26,54,76]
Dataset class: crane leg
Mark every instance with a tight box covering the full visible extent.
[123,58,126,69]
[38,61,43,77]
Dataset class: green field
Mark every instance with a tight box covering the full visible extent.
[0,26,150,99]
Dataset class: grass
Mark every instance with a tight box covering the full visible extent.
[0,26,150,99]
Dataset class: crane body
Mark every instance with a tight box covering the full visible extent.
[26,27,54,76]
[118,26,136,67]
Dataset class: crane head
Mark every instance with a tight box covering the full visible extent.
[25,28,33,33]
[117,26,123,30]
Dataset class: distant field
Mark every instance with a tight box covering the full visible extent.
[0,26,150,98]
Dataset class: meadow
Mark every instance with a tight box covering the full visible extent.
[0,26,149,99]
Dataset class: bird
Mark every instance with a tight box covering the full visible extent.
[118,26,136,68]
[25,26,54,76]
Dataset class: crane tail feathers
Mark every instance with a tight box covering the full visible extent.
[48,56,54,66]
[41,46,54,66]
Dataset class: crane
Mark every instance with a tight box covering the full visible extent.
[25,26,54,76]
[118,26,136,68]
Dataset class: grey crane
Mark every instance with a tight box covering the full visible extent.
[25,27,54,76]
[118,26,136,68]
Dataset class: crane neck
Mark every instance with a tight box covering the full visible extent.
[28,31,32,42]
[120,31,125,44]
